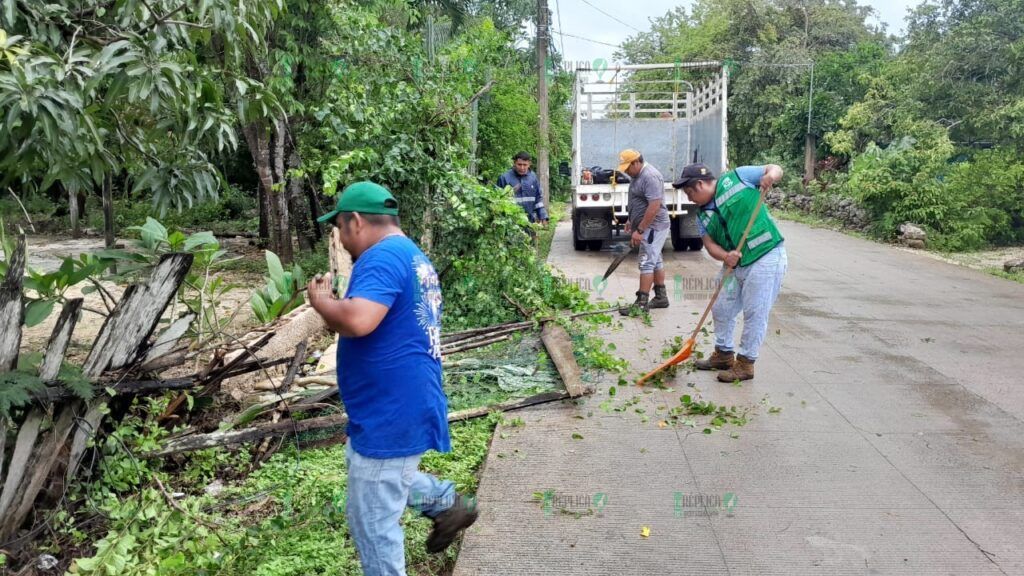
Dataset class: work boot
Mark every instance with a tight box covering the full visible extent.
[620,291,650,316]
[717,354,755,382]
[649,284,670,309]
[426,494,479,554]
[694,347,735,371]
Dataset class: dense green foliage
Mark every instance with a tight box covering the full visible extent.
[620,0,1024,251]
[823,0,1024,249]
[0,0,279,211]
[63,393,499,576]
[305,5,584,327]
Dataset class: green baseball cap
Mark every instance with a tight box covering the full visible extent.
[317,181,399,223]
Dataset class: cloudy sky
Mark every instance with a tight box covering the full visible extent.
[543,0,919,66]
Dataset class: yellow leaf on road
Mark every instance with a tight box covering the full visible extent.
[640,526,651,538]
[657,420,668,428]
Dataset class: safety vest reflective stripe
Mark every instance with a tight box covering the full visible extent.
[718,181,746,206]
[746,231,774,249]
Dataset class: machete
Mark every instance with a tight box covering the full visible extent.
[600,229,652,282]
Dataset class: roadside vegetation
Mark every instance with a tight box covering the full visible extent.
[619,0,1023,253]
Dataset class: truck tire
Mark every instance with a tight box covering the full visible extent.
[688,237,704,251]
[670,218,687,251]
[587,240,603,251]
[572,212,586,251]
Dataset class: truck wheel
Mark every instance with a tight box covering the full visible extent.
[572,213,586,251]
[670,219,687,251]
[587,240,603,251]
[688,238,704,251]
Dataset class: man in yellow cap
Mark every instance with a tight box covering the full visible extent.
[617,149,671,316]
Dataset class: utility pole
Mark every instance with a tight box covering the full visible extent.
[537,0,550,207]
[804,62,816,183]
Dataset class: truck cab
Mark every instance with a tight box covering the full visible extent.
[571,62,729,252]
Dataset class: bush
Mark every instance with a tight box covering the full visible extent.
[839,125,1024,251]
[434,178,589,330]
[83,186,258,234]
[942,147,1024,248]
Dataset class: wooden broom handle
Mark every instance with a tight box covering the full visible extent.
[687,190,768,341]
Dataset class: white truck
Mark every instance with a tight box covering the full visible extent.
[570,62,729,251]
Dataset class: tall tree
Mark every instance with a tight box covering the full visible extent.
[0,0,281,227]
[616,0,888,166]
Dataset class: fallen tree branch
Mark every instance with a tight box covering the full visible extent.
[145,387,589,457]
[441,324,526,350]
[503,293,531,318]
[441,306,619,344]
[442,334,512,355]
[30,357,293,403]
[540,322,586,397]
[147,413,349,457]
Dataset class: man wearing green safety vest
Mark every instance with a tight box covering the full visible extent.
[672,163,788,382]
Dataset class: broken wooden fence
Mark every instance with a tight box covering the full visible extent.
[0,231,245,545]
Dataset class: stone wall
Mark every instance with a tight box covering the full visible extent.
[767,189,871,231]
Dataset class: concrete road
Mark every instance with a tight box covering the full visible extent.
[453,219,1024,576]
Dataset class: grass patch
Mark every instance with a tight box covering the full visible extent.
[987,268,1024,284]
[536,201,566,262]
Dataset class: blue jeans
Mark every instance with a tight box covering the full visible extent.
[345,442,456,576]
[711,244,788,360]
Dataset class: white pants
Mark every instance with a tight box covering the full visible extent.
[712,244,788,360]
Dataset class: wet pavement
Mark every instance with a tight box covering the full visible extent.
[453,219,1024,575]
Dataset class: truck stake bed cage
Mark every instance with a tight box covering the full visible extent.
[570,62,728,252]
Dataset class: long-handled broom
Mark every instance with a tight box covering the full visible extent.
[636,190,767,385]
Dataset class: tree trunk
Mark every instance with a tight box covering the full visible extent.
[307,185,323,243]
[804,133,817,184]
[67,186,80,239]
[258,180,272,247]
[421,184,434,254]
[243,122,276,252]
[288,146,315,252]
[271,118,293,263]
[102,174,115,249]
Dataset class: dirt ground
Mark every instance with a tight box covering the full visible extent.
[17,233,267,366]
[909,244,1024,274]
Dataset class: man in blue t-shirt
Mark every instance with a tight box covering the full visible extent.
[308,181,477,576]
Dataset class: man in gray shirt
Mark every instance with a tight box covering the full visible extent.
[617,148,671,315]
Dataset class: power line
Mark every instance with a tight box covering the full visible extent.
[576,0,644,33]
[553,0,566,56]
[550,29,621,48]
